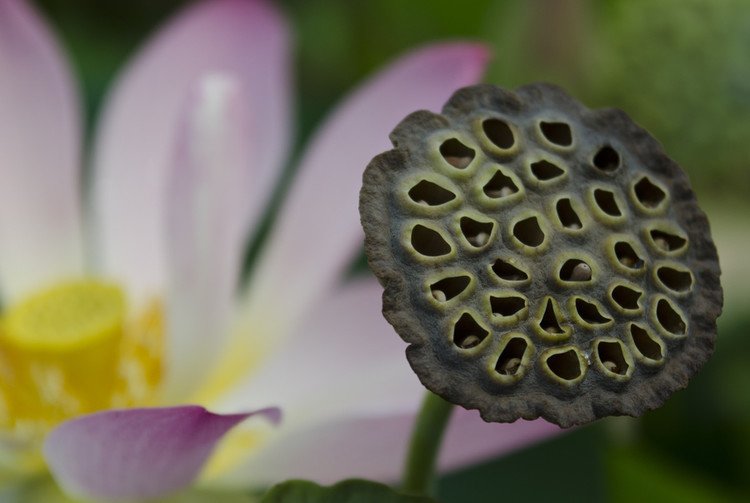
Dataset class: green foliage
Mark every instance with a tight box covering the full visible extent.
[588,0,750,194]
[637,313,750,497]
[261,479,436,503]
[438,425,608,503]
[483,0,750,196]
[607,446,737,503]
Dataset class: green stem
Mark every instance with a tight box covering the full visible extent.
[401,391,455,496]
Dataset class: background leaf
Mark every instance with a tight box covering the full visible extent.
[261,479,436,503]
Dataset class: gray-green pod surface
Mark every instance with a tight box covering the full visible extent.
[359,83,722,428]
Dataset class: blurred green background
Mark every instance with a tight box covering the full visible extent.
[33,0,750,501]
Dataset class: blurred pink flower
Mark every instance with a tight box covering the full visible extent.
[0,0,559,500]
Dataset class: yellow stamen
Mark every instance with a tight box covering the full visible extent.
[0,281,124,424]
[111,301,164,408]
[3,281,124,351]
[0,280,164,444]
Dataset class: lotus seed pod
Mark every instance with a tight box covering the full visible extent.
[359,83,723,428]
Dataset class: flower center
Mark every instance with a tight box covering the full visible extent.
[4,280,124,351]
[0,280,164,440]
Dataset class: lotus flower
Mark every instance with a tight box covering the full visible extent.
[0,0,558,500]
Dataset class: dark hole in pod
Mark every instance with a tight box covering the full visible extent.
[614,241,644,269]
[546,350,581,380]
[460,217,494,248]
[531,160,564,181]
[594,189,622,217]
[411,225,451,257]
[539,121,572,146]
[559,259,592,282]
[656,299,686,335]
[597,341,628,375]
[556,198,582,229]
[650,229,687,252]
[491,259,529,282]
[634,177,666,208]
[482,119,515,149]
[495,337,528,376]
[490,296,526,317]
[611,285,642,310]
[540,299,564,334]
[408,180,456,206]
[430,276,471,302]
[630,324,662,360]
[453,313,489,349]
[593,146,620,171]
[512,217,544,247]
[483,171,519,199]
[657,266,693,292]
[439,138,475,169]
[575,298,611,324]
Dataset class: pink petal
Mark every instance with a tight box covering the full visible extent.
[214,409,557,487]
[223,43,489,391]
[90,0,290,302]
[162,76,255,402]
[217,278,420,419]
[439,412,560,472]
[0,0,83,302]
[43,405,280,501]
[212,278,558,486]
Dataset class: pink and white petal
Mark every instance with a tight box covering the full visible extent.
[439,412,561,472]
[90,0,290,303]
[210,43,490,395]
[209,409,558,488]
[207,278,558,486]
[215,278,420,421]
[163,76,255,402]
[43,405,280,501]
[0,0,83,303]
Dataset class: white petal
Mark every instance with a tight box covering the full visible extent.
[205,278,558,486]
[214,278,419,420]
[162,76,256,402]
[0,0,83,302]
[90,0,291,303]
[207,409,557,487]
[201,43,489,396]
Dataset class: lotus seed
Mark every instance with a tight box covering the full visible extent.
[570,263,592,281]
[469,232,489,247]
[431,290,446,302]
[499,357,521,375]
[461,335,481,349]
